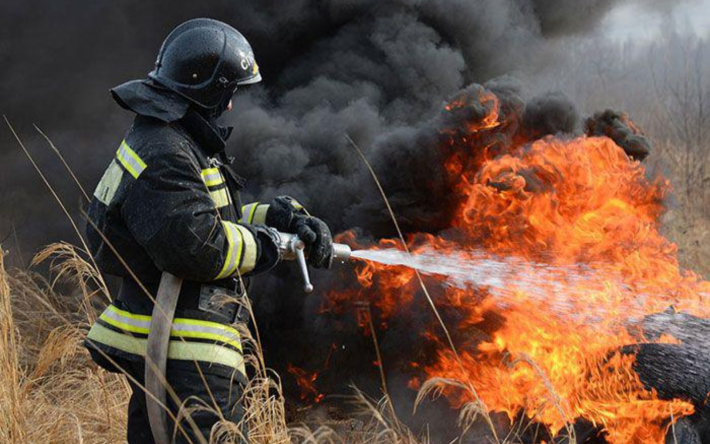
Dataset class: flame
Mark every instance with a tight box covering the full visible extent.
[286,343,339,404]
[287,363,325,404]
[323,86,710,443]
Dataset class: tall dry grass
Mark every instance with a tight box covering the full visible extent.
[0,245,128,444]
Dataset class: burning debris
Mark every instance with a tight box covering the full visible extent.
[287,343,339,405]
[287,364,325,404]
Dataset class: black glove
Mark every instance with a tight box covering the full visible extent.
[293,215,333,269]
[265,195,333,268]
[265,196,305,232]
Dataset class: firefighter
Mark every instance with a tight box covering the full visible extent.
[84,18,333,444]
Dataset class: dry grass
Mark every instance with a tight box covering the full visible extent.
[0,247,128,444]
[642,140,710,280]
[661,209,710,280]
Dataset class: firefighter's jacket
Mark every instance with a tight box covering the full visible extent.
[85,84,275,380]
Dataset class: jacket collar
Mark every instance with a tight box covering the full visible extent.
[178,109,232,155]
[179,111,247,190]
[112,79,233,156]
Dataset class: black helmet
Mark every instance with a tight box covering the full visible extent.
[149,18,261,110]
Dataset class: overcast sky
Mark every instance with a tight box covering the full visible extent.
[601,0,710,40]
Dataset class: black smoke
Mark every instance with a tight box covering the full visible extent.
[1,0,659,256]
[0,0,677,439]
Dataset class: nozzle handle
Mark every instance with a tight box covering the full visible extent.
[295,246,314,294]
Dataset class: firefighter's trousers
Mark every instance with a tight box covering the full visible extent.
[121,359,245,444]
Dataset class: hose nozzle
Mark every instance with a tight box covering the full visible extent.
[332,243,352,262]
[275,230,352,293]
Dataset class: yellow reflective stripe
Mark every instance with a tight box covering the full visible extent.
[106,304,152,321]
[201,168,224,187]
[216,222,241,279]
[215,222,258,279]
[167,339,245,374]
[93,160,124,205]
[87,323,246,374]
[116,140,147,179]
[209,188,231,209]
[235,225,257,274]
[291,199,304,211]
[239,203,270,225]
[173,331,241,350]
[100,306,242,350]
[240,203,259,224]
[232,225,246,273]
[253,204,270,225]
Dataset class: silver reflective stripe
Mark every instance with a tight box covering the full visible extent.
[101,305,150,332]
[116,140,147,179]
[171,322,240,347]
[241,203,259,223]
[214,222,258,279]
[201,168,224,187]
[240,203,269,225]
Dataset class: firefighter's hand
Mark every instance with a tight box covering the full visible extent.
[293,216,333,269]
[266,196,305,232]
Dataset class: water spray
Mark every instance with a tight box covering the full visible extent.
[277,232,708,333]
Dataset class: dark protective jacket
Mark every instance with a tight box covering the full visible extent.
[85,80,276,381]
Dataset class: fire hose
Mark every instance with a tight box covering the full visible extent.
[146,231,351,444]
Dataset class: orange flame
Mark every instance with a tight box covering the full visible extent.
[287,363,324,404]
[324,86,710,443]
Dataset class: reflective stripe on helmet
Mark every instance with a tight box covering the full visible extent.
[240,202,270,225]
[100,305,242,350]
[201,168,224,187]
[116,140,147,179]
[215,222,258,279]
[86,323,246,375]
